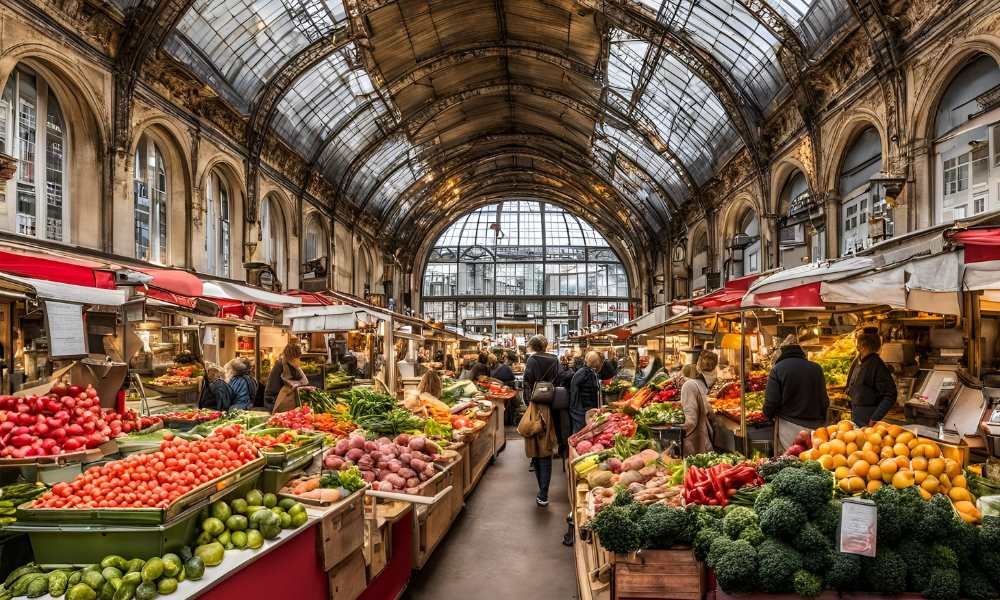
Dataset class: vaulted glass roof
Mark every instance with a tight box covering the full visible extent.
[433,202,611,253]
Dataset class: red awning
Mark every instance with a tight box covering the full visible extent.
[951,228,1000,263]
[139,287,198,309]
[216,299,257,320]
[285,290,334,305]
[133,267,204,297]
[741,281,825,310]
[0,248,116,289]
[692,274,761,311]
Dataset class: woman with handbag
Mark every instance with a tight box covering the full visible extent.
[264,342,312,413]
[519,334,561,507]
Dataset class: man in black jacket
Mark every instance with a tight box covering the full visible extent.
[598,349,619,380]
[570,351,603,434]
[847,332,897,427]
[763,335,830,453]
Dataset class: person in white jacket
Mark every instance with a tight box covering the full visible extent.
[679,350,718,456]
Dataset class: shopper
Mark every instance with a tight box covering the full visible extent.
[569,351,603,433]
[763,335,830,453]
[468,353,491,381]
[634,351,663,387]
[520,334,561,507]
[264,342,311,412]
[679,351,718,456]
[490,354,516,387]
[226,358,258,410]
[847,331,897,427]
[199,364,233,411]
[417,369,443,397]
[598,349,619,380]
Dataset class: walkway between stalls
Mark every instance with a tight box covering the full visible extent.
[405,431,578,600]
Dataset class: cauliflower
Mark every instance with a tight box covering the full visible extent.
[713,539,758,594]
[755,539,802,593]
[793,570,823,598]
[722,506,758,540]
[759,497,807,541]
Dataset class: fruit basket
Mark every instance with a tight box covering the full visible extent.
[16,456,265,526]
[247,429,325,469]
[158,409,223,431]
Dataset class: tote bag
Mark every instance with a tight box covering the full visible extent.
[272,361,300,413]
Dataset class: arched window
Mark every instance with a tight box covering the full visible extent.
[690,230,709,295]
[728,209,761,278]
[779,171,824,266]
[134,134,167,263]
[933,54,1000,223]
[205,169,230,277]
[838,126,887,255]
[303,214,326,262]
[260,195,286,288]
[0,65,68,241]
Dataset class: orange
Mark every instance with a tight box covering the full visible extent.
[837,420,854,433]
[862,450,880,465]
[914,470,928,485]
[896,431,914,445]
[851,460,871,479]
[926,458,945,477]
[832,454,848,469]
[835,466,850,480]
[848,477,866,492]
[907,438,920,450]
[838,477,853,493]
[920,475,940,494]
[952,474,967,489]
[949,487,972,502]
[894,456,910,470]
[875,424,889,436]
[867,479,882,494]
[910,457,928,472]
[888,425,904,437]
[911,444,926,458]
[867,432,882,446]
[862,441,876,454]
[842,430,858,444]
[846,442,859,455]
[892,470,915,489]
[826,425,838,437]
[847,451,863,467]
[880,446,895,459]
[945,459,962,479]
[918,487,932,500]
[829,439,847,456]
[868,464,882,482]
[955,500,979,516]
[814,427,829,443]
[893,443,910,457]
[818,454,835,470]
[799,449,814,461]
[879,458,898,477]
[922,442,942,459]
[818,442,832,456]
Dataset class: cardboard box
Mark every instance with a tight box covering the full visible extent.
[16,359,128,409]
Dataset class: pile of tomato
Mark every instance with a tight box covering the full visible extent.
[267,406,313,430]
[158,409,221,423]
[248,430,298,449]
[34,428,259,509]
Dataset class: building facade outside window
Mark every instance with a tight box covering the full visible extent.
[933,54,1000,224]
[0,66,68,242]
[134,134,167,263]
[205,170,231,277]
[838,126,887,255]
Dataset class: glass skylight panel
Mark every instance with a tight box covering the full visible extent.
[795,0,851,53]
[316,99,392,183]
[597,124,687,205]
[272,45,376,158]
[174,0,347,105]
[659,0,786,108]
[607,30,648,96]
[369,160,423,214]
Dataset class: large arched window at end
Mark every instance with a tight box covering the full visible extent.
[778,170,825,266]
[261,195,287,289]
[0,65,68,242]
[933,54,1000,224]
[838,126,888,255]
[204,169,231,277]
[134,134,167,263]
[727,208,761,279]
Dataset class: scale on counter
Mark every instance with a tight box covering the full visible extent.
[980,372,1000,456]
[907,366,987,444]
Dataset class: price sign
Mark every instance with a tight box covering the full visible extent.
[839,498,877,557]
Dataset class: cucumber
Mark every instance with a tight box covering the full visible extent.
[13,573,46,596]
[4,564,40,587]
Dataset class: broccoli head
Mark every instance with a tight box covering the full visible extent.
[976,517,1000,586]
[753,484,778,514]
[923,568,961,600]
[960,566,999,600]
[897,538,932,592]
[738,524,765,546]
[757,456,807,481]
[930,544,959,571]
[771,466,833,514]
[755,539,802,593]
[946,517,978,563]
[588,505,644,555]
[872,485,926,545]
[825,552,861,591]
[639,504,691,549]
[694,527,724,561]
[862,548,908,595]
[979,515,1000,547]
[759,497,807,541]
[688,504,725,532]
[707,536,735,569]
[612,488,634,507]
[723,506,759,540]
[793,570,823,598]
[918,494,956,542]
[713,539,758,594]
[812,500,842,539]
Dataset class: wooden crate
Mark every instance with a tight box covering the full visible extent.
[365,517,390,582]
[328,547,367,600]
[492,400,506,454]
[612,548,704,600]
[317,489,366,571]
[411,462,459,569]
[469,419,494,488]
[446,451,466,520]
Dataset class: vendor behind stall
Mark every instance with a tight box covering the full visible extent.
[264,342,310,412]
[764,335,830,453]
[847,331,897,427]
[199,363,233,410]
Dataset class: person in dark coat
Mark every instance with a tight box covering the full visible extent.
[490,354,516,386]
[847,332,897,427]
[570,351,603,433]
[468,353,491,381]
[598,349,619,380]
[763,335,830,453]
[199,364,233,411]
[226,358,258,410]
[522,335,562,507]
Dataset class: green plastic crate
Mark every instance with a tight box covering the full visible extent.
[260,449,319,494]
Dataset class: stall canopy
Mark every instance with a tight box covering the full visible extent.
[0,248,116,289]
[283,304,387,333]
[202,281,303,307]
[0,273,126,305]
[284,290,334,306]
[694,274,762,311]
[742,257,877,309]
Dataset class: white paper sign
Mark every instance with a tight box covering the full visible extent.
[44,301,87,358]
[839,498,877,557]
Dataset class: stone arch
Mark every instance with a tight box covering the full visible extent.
[198,157,245,278]
[770,158,811,216]
[260,189,294,290]
[128,119,192,267]
[0,46,109,249]
[719,195,764,279]
[824,115,887,196]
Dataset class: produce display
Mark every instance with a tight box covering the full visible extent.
[245,428,319,452]
[634,402,684,429]
[569,412,636,453]
[711,391,768,424]
[299,360,322,376]
[323,434,443,493]
[324,371,353,390]
[0,385,150,459]
[682,462,762,506]
[281,466,366,503]
[33,428,259,509]
[157,409,222,425]
[337,387,397,421]
[601,377,631,395]
[0,482,46,526]
[440,379,479,405]
[402,393,452,425]
[148,365,202,388]
[194,489,307,549]
[266,405,356,438]
[800,420,979,522]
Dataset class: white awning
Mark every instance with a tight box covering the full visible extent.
[628,305,668,336]
[0,274,126,306]
[743,257,877,307]
[282,304,388,332]
[202,281,302,306]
